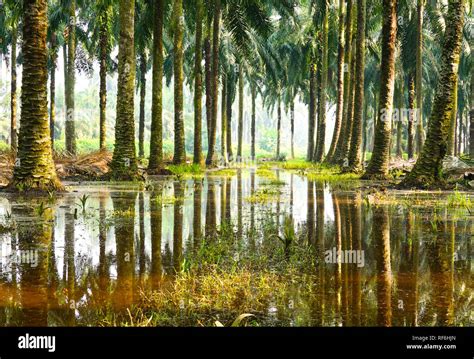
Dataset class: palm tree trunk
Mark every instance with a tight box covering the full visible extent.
[193,0,204,165]
[340,29,357,165]
[226,73,234,161]
[415,0,425,154]
[148,0,164,171]
[138,54,146,159]
[348,0,366,172]
[206,0,221,166]
[276,96,281,159]
[251,84,256,161]
[470,71,474,158]
[111,0,139,179]
[290,99,295,159]
[10,0,62,192]
[99,14,108,150]
[65,0,76,155]
[172,0,185,164]
[333,0,353,164]
[362,97,368,161]
[237,65,244,159]
[396,84,403,158]
[10,26,18,152]
[363,0,397,179]
[447,78,458,156]
[313,57,321,161]
[307,63,317,161]
[221,75,227,162]
[314,0,329,163]
[49,39,56,148]
[327,0,345,162]
[402,0,464,188]
[407,75,416,159]
[204,28,212,147]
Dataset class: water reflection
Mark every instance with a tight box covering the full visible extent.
[0,170,472,327]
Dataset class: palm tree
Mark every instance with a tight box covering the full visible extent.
[407,76,416,159]
[313,0,329,163]
[3,0,20,152]
[402,0,465,188]
[237,64,244,159]
[347,0,366,172]
[333,0,354,164]
[363,0,397,179]
[97,2,111,150]
[326,0,345,162]
[148,0,164,171]
[308,62,317,161]
[221,74,228,163]
[65,0,77,155]
[193,0,204,165]
[9,0,62,192]
[135,0,152,160]
[415,0,425,154]
[206,0,221,167]
[138,53,147,159]
[10,16,18,152]
[172,0,185,164]
[83,0,116,150]
[470,70,474,158]
[250,83,257,160]
[110,0,138,179]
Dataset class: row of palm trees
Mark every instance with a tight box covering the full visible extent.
[0,0,471,191]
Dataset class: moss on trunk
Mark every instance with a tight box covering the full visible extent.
[111,0,139,180]
[326,0,346,162]
[314,1,329,163]
[99,12,108,150]
[347,0,366,172]
[65,0,76,156]
[407,75,416,159]
[363,0,398,179]
[402,0,464,188]
[193,0,204,165]
[8,0,63,193]
[172,0,185,165]
[148,0,164,171]
[307,64,317,161]
[10,26,18,152]
[138,53,147,159]
[206,0,221,167]
[237,65,244,159]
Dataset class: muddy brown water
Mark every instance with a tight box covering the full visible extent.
[0,169,472,326]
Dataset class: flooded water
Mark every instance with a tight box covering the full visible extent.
[0,169,472,327]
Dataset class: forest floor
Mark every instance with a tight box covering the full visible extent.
[0,149,473,190]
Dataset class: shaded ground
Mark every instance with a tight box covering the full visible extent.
[1,150,473,190]
[0,150,112,186]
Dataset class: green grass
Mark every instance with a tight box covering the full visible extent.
[168,164,204,178]
[255,168,278,180]
[115,214,319,327]
[208,168,238,177]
